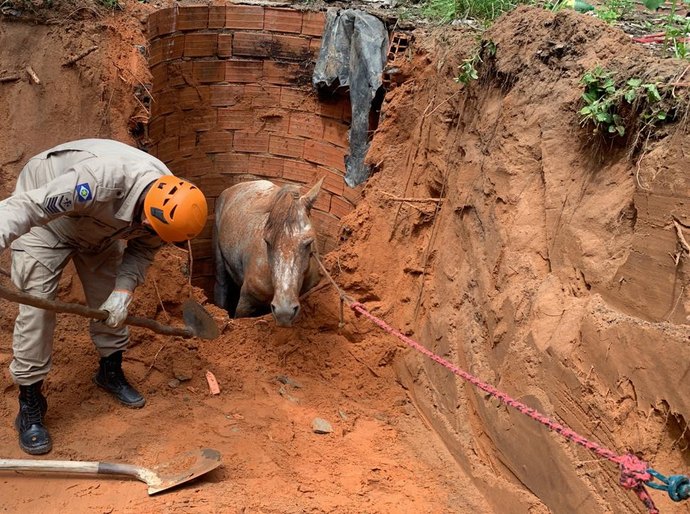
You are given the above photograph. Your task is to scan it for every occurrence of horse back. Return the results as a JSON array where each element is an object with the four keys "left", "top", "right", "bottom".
[{"left": 215, "top": 180, "right": 277, "bottom": 288}]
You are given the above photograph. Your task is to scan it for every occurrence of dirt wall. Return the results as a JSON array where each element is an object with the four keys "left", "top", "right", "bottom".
[{"left": 333, "top": 7, "right": 690, "bottom": 513}]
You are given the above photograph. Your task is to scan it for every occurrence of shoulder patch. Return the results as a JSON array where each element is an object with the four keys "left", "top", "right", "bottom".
[
  {"left": 75, "top": 183, "right": 93, "bottom": 202},
  {"left": 43, "top": 193, "right": 73, "bottom": 215}
]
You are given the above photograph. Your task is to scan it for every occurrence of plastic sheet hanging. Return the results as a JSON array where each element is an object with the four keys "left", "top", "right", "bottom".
[{"left": 312, "top": 8, "right": 389, "bottom": 188}]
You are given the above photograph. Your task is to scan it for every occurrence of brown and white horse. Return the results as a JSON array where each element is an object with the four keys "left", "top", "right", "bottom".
[{"left": 213, "top": 178, "right": 323, "bottom": 327}]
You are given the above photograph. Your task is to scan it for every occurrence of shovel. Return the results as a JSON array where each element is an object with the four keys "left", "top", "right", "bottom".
[
  {"left": 0, "top": 448, "right": 222, "bottom": 495},
  {"left": 0, "top": 282, "right": 219, "bottom": 340}
]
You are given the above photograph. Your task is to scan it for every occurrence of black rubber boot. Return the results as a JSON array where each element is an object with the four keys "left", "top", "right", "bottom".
[
  {"left": 93, "top": 351, "right": 145, "bottom": 408},
  {"left": 15, "top": 381, "right": 52, "bottom": 455}
]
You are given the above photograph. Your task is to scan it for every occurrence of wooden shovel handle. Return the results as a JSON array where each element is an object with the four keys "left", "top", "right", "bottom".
[{"left": 0, "top": 283, "right": 193, "bottom": 338}]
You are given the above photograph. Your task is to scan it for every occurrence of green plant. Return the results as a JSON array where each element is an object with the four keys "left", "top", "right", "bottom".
[
  {"left": 455, "top": 40, "right": 496, "bottom": 85},
  {"left": 594, "top": 0, "right": 633, "bottom": 23},
  {"left": 422, "top": 0, "right": 529, "bottom": 24},
  {"left": 579, "top": 66, "right": 668, "bottom": 138},
  {"left": 642, "top": 0, "right": 690, "bottom": 59}
]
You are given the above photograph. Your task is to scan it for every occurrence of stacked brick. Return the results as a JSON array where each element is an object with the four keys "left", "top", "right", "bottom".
[{"left": 146, "top": 4, "right": 362, "bottom": 291}]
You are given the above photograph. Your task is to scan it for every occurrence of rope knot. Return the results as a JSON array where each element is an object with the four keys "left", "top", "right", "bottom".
[{"left": 619, "top": 454, "right": 652, "bottom": 489}]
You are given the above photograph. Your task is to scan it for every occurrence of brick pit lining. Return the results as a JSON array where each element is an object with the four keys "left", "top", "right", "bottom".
[{"left": 146, "top": 4, "right": 363, "bottom": 293}]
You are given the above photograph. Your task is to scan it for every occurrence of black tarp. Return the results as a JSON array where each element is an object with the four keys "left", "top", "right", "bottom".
[{"left": 312, "top": 8, "right": 389, "bottom": 188}]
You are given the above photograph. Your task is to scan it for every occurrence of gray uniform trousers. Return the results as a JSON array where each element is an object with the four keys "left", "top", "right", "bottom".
[{"left": 10, "top": 233, "right": 129, "bottom": 386}]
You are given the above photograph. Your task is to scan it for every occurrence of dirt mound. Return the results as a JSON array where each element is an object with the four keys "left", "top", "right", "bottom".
[{"left": 2, "top": 2, "right": 690, "bottom": 513}]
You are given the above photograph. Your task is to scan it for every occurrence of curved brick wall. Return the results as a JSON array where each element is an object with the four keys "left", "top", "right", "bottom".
[{"left": 146, "top": 3, "right": 360, "bottom": 291}]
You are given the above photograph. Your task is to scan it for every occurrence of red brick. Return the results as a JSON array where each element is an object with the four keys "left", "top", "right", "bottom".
[
  {"left": 208, "top": 5, "right": 226, "bottom": 29},
  {"left": 157, "top": 90, "right": 178, "bottom": 116},
  {"left": 166, "top": 61, "right": 194, "bottom": 88},
  {"left": 177, "top": 5, "right": 209, "bottom": 31},
  {"left": 196, "top": 174, "right": 234, "bottom": 196},
  {"left": 280, "top": 87, "right": 316, "bottom": 110},
  {"left": 160, "top": 34, "right": 185, "bottom": 61},
  {"left": 232, "top": 32, "right": 272, "bottom": 59},
  {"left": 177, "top": 86, "right": 210, "bottom": 111},
  {"left": 282, "top": 159, "right": 318, "bottom": 184},
  {"left": 309, "top": 38, "right": 321, "bottom": 58},
  {"left": 214, "top": 152, "right": 251, "bottom": 175},
  {"left": 198, "top": 130, "right": 234, "bottom": 153},
  {"left": 263, "top": 61, "right": 301, "bottom": 85},
  {"left": 280, "top": 87, "right": 343, "bottom": 119},
  {"left": 313, "top": 190, "right": 331, "bottom": 213},
  {"left": 315, "top": 166, "right": 345, "bottom": 196},
  {"left": 253, "top": 108, "right": 289, "bottom": 133},
  {"left": 288, "top": 112, "right": 324, "bottom": 139},
  {"left": 153, "top": 8, "right": 176, "bottom": 38},
  {"left": 191, "top": 238, "right": 213, "bottom": 260},
  {"left": 150, "top": 63, "right": 167, "bottom": 92},
  {"left": 225, "top": 60, "right": 263, "bottom": 83},
  {"left": 192, "top": 258, "right": 214, "bottom": 278},
  {"left": 329, "top": 195, "right": 354, "bottom": 218},
  {"left": 178, "top": 133, "right": 197, "bottom": 157},
  {"left": 164, "top": 111, "right": 183, "bottom": 135},
  {"left": 303, "top": 140, "right": 345, "bottom": 169},
  {"left": 148, "top": 38, "right": 164, "bottom": 67},
  {"left": 217, "top": 109, "right": 254, "bottom": 130},
  {"left": 147, "top": 116, "right": 165, "bottom": 142},
  {"left": 180, "top": 154, "right": 214, "bottom": 178},
  {"left": 184, "top": 33, "right": 218, "bottom": 57},
  {"left": 269, "top": 135, "right": 304, "bottom": 159},
  {"left": 323, "top": 118, "right": 349, "bottom": 148},
  {"left": 264, "top": 8, "right": 303, "bottom": 33},
  {"left": 234, "top": 132, "right": 269, "bottom": 153},
  {"left": 147, "top": 10, "right": 160, "bottom": 39},
  {"left": 158, "top": 136, "right": 179, "bottom": 162},
  {"left": 210, "top": 85, "right": 244, "bottom": 107},
  {"left": 244, "top": 84, "right": 282, "bottom": 107},
  {"left": 248, "top": 154, "right": 284, "bottom": 178},
  {"left": 310, "top": 210, "right": 341, "bottom": 248},
  {"left": 193, "top": 61, "right": 225, "bottom": 83},
  {"left": 302, "top": 11, "right": 326, "bottom": 37},
  {"left": 226, "top": 5, "right": 264, "bottom": 30},
  {"left": 342, "top": 182, "right": 364, "bottom": 205},
  {"left": 187, "top": 110, "right": 217, "bottom": 132},
  {"left": 218, "top": 33, "right": 233, "bottom": 57},
  {"left": 272, "top": 34, "right": 311, "bottom": 60}
]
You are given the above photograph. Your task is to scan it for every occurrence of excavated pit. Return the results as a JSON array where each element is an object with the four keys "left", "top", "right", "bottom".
[
  {"left": 146, "top": 4, "right": 384, "bottom": 295},
  {"left": 2, "top": 2, "right": 690, "bottom": 513}
]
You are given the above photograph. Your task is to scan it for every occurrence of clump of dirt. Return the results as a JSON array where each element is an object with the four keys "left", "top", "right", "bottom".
[{"left": 2, "top": 2, "right": 690, "bottom": 513}]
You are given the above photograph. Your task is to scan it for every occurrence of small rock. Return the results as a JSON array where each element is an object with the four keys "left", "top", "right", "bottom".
[
  {"left": 338, "top": 409, "right": 348, "bottom": 421},
  {"left": 275, "top": 375, "right": 302, "bottom": 388},
  {"left": 312, "top": 418, "right": 333, "bottom": 434},
  {"left": 168, "top": 378, "right": 180, "bottom": 389}
]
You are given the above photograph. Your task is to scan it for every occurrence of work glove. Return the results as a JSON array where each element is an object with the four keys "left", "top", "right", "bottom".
[{"left": 99, "top": 289, "right": 133, "bottom": 328}]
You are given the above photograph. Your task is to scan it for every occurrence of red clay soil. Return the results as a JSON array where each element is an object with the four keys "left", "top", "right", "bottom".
[{"left": 2, "top": 2, "right": 690, "bottom": 514}]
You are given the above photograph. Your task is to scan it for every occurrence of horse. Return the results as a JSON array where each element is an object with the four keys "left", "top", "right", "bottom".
[{"left": 213, "top": 178, "right": 324, "bottom": 327}]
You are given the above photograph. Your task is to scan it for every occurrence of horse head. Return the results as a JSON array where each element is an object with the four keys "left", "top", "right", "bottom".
[{"left": 264, "top": 177, "right": 323, "bottom": 327}]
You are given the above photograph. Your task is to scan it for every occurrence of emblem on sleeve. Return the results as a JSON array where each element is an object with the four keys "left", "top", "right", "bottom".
[
  {"left": 43, "top": 193, "right": 73, "bottom": 214},
  {"left": 75, "top": 183, "right": 93, "bottom": 202}
]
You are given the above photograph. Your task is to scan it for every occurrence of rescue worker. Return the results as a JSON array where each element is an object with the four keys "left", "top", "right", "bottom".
[{"left": 0, "top": 138, "right": 208, "bottom": 455}]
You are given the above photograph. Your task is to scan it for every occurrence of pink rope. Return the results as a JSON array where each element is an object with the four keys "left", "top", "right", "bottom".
[{"left": 349, "top": 301, "right": 659, "bottom": 513}]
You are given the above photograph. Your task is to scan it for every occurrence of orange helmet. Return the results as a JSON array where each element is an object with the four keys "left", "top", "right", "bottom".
[{"left": 143, "top": 176, "right": 208, "bottom": 242}]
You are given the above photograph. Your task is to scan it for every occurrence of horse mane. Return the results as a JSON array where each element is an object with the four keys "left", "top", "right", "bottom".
[{"left": 265, "top": 184, "right": 304, "bottom": 243}]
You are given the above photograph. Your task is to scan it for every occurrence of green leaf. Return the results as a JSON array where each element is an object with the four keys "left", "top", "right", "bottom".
[
  {"left": 624, "top": 90, "right": 637, "bottom": 103},
  {"left": 616, "top": 125, "right": 626, "bottom": 136},
  {"left": 644, "top": 0, "right": 665, "bottom": 9},
  {"left": 657, "top": 110, "right": 667, "bottom": 120},
  {"left": 627, "top": 78, "right": 642, "bottom": 88}
]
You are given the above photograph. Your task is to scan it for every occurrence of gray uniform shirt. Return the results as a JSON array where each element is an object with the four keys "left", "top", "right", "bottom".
[{"left": 0, "top": 139, "right": 172, "bottom": 291}]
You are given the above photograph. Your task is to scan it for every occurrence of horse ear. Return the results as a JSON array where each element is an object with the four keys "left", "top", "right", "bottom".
[{"left": 300, "top": 177, "right": 324, "bottom": 210}]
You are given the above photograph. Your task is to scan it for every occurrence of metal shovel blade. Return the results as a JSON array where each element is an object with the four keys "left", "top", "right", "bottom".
[
  {"left": 183, "top": 299, "right": 220, "bottom": 340},
  {"left": 0, "top": 448, "right": 222, "bottom": 496},
  {"left": 144, "top": 448, "right": 222, "bottom": 495}
]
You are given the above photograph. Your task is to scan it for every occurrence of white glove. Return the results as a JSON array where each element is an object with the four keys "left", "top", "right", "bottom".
[{"left": 99, "top": 290, "right": 133, "bottom": 328}]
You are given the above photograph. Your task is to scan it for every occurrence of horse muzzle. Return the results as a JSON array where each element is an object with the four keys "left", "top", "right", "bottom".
[{"left": 270, "top": 301, "right": 300, "bottom": 327}]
